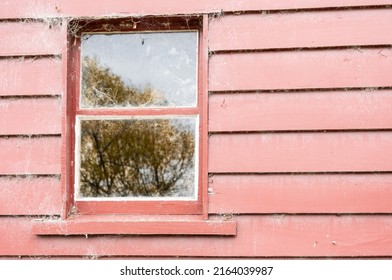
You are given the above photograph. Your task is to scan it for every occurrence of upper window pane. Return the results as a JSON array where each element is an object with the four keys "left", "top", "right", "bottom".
[{"left": 80, "top": 31, "right": 198, "bottom": 108}]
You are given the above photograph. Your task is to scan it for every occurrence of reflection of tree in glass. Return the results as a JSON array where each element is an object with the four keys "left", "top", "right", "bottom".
[
  {"left": 79, "top": 58, "right": 195, "bottom": 198},
  {"left": 82, "top": 56, "right": 168, "bottom": 108}
]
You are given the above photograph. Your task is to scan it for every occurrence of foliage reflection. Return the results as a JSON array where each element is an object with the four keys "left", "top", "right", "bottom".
[{"left": 79, "top": 118, "right": 196, "bottom": 198}]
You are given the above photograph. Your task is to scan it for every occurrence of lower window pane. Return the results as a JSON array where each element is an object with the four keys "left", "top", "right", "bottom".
[{"left": 76, "top": 117, "right": 197, "bottom": 199}]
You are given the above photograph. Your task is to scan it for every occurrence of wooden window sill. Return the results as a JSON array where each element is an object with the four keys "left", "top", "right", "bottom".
[{"left": 32, "top": 215, "right": 237, "bottom": 236}]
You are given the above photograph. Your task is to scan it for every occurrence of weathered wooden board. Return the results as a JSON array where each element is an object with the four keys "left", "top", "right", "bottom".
[
  {"left": 0, "top": 97, "right": 62, "bottom": 135},
  {"left": 209, "top": 174, "right": 392, "bottom": 214},
  {"left": 32, "top": 218, "right": 236, "bottom": 236},
  {"left": 0, "top": 21, "right": 63, "bottom": 56},
  {"left": 0, "top": 177, "right": 61, "bottom": 215},
  {"left": 3, "top": 215, "right": 392, "bottom": 256},
  {"left": 2, "top": 0, "right": 392, "bottom": 19},
  {"left": 0, "top": 58, "right": 62, "bottom": 96},
  {"left": 5, "top": 174, "right": 390, "bottom": 216},
  {"left": 209, "top": 132, "right": 392, "bottom": 173},
  {"left": 209, "top": 9, "right": 392, "bottom": 51},
  {"left": 209, "top": 90, "right": 392, "bottom": 132},
  {"left": 209, "top": 48, "right": 392, "bottom": 91},
  {"left": 0, "top": 137, "right": 61, "bottom": 175},
  {"left": 7, "top": 174, "right": 392, "bottom": 216}
]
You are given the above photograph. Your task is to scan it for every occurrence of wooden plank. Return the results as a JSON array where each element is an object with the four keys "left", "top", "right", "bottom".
[
  {"left": 0, "top": 58, "right": 62, "bottom": 96},
  {"left": 3, "top": 215, "right": 392, "bottom": 256},
  {"left": 209, "top": 90, "right": 392, "bottom": 132},
  {"left": 0, "top": 177, "right": 61, "bottom": 215},
  {"left": 75, "top": 200, "right": 202, "bottom": 215},
  {"left": 0, "top": 137, "right": 61, "bottom": 175},
  {"left": 32, "top": 218, "right": 236, "bottom": 236},
  {"left": 209, "top": 48, "right": 392, "bottom": 91},
  {"left": 0, "top": 21, "right": 63, "bottom": 56},
  {"left": 209, "top": 174, "right": 392, "bottom": 214},
  {"left": 60, "top": 21, "right": 73, "bottom": 219},
  {"left": 0, "top": 97, "right": 62, "bottom": 135},
  {"left": 209, "top": 9, "right": 392, "bottom": 51},
  {"left": 2, "top": 0, "right": 392, "bottom": 19},
  {"left": 209, "top": 132, "right": 392, "bottom": 173},
  {"left": 10, "top": 171, "right": 391, "bottom": 216},
  {"left": 201, "top": 15, "right": 209, "bottom": 218}
]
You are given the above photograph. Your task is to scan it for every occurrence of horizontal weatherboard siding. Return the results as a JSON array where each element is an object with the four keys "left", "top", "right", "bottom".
[
  {"left": 209, "top": 132, "right": 392, "bottom": 173},
  {"left": 2, "top": 215, "right": 392, "bottom": 256},
  {"left": 1, "top": 0, "right": 392, "bottom": 259},
  {"left": 209, "top": 48, "right": 392, "bottom": 91},
  {"left": 0, "top": 21, "right": 63, "bottom": 56},
  {"left": 209, "top": 90, "right": 392, "bottom": 132},
  {"left": 0, "top": 57, "right": 62, "bottom": 96},
  {"left": 209, "top": 9, "right": 392, "bottom": 51},
  {"left": 4, "top": 174, "right": 392, "bottom": 215},
  {"left": 208, "top": 174, "right": 392, "bottom": 214},
  {"left": 0, "top": 177, "right": 61, "bottom": 215},
  {"left": 0, "top": 97, "right": 62, "bottom": 135},
  {"left": 2, "top": 0, "right": 392, "bottom": 19},
  {"left": 0, "top": 137, "right": 61, "bottom": 175}
]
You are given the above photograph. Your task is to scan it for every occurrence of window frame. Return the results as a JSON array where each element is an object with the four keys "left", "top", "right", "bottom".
[{"left": 63, "top": 16, "right": 209, "bottom": 217}]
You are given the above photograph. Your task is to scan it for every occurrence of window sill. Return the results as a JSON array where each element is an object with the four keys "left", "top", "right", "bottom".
[{"left": 32, "top": 215, "right": 237, "bottom": 236}]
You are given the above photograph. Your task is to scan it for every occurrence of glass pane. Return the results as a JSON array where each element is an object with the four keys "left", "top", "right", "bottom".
[
  {"left": 80, "top": 31, "right": 198, "bottom": 108},
  {"left": 77, "top": 117, "right": 197, "bottom": 199}
]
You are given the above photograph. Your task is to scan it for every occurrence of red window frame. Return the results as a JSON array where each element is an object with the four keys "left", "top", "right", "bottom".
[{"left": 62, "top": 16, "right": 208, "bottom": 217}]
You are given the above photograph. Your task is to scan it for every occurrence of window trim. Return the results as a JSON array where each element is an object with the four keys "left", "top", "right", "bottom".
[{"left": 63, "top": 16, "right": 209, "bottom": 218}]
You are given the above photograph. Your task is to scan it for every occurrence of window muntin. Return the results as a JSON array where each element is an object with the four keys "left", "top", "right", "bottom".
[{"left": 74, "top": 30, "right": 201, "bottom": 205}]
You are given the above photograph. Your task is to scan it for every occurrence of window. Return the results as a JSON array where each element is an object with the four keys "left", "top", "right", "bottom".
[
  {"left": 68, "top": 17, "right": 207, "bottom": 216},
  {"left": 33, "top": 16, "right": 236, "bottom": 236}
]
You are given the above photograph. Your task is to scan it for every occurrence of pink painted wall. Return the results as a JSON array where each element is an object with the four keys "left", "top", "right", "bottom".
[{"left": 1, "top": 1, "right": 392, "bottom": 257}]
